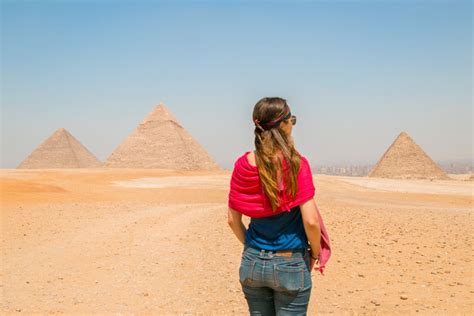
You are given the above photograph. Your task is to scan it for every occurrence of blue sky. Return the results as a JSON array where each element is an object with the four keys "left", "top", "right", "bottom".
[{"left": 1, "top": 0, "right": 472, "bottom": 169}]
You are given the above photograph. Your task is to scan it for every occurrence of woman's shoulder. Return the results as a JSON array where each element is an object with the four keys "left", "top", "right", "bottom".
[
  {"left": 295, "top": 152, "right": 313, "bottom": 174},
  {"left": 246, "top": 150, "right": 257, "bottom": 167},
  {"left": 232, "top": 150, "right": 257, "bottom": 169},
  {"left": 295, "top": 150, "right": 310, "bottom": 163}
]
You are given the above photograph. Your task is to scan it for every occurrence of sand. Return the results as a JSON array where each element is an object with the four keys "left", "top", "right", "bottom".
[
  {"left": 336, "top": 176, "right": 472, "bottom": 196},
  {"left": 1, "top": 169, "right": 472, "bottom": 315}
]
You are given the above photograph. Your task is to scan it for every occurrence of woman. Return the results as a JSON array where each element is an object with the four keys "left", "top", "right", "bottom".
[{"left": 227, "top": 97, "right": 331, "bottom": 315}]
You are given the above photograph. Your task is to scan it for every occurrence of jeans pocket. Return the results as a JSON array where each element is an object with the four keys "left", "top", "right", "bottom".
[
  {"left": 274, "top": 260, "right": 305, "bottom": 292},
  {"left": 239, "top": 259, "right": 256, "bottom": 286}
]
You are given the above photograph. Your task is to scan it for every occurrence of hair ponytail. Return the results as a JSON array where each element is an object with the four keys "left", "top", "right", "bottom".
[{"left": 252, "top": 97, "right": 301, "bottom": 211}]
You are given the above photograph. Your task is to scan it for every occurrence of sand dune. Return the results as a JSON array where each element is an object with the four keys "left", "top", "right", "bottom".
[{"left": 1, "top": 170, "right": 472, "bottom": 314}]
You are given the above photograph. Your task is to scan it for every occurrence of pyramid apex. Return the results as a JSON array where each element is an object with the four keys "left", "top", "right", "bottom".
[
  {"left": 155, "top": 102, "right": 171, "bottom": 112},
  {"left": 54, "top": 127, "right": 70, "bottom": 134},
  {"left": 142, "top": 102, "right": 178, "bottom": 124},
  {"left": 393, "top": 131, "right": 413, "bottom": 144},
  {"left": 398, "top": 131, "right": 409, "bottom": 137}
]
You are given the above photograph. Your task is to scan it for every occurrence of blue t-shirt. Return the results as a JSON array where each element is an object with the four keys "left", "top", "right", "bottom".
[{"left": 245, "top": 205, "right": 308, "bottom": 250}]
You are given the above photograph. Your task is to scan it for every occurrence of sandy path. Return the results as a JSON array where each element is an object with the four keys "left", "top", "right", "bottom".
[{"left": 1, "top": 170, "right": 472, "bottom": 314}]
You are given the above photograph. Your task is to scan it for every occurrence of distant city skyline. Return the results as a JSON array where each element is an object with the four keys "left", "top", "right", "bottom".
[{"left": 1, "top": 0, "right": 472, "bottom": 169}]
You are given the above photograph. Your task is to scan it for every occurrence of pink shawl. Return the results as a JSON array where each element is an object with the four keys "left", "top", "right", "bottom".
[{"left": 228, "top": 151, "right": 332, "bottom": 275}]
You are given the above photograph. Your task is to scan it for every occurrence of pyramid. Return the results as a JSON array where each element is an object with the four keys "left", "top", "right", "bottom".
[
  {"left": 104, "top": 102, "right": 220, "bottom": 170},
  {"left": 368, "top": 131, "right": 449, "bottom": 180},
  {"left": 17, "top": 128, "right": 103, "bottom": 169}
]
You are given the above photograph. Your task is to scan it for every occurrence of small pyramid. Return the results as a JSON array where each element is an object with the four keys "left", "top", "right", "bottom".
[
  {"left": 17, "top": 128, "right": 102, "bottom": 169},
  {"left": 368, "top": 131, "right": 449, "bottom": 180},
  {"left": 104, "top": 102, "right": 220, "bottom": 170}
]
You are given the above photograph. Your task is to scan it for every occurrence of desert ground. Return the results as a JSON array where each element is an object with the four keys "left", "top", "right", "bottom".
[{"left": 1, "top": 168, "right": 472, "bottom": 315}]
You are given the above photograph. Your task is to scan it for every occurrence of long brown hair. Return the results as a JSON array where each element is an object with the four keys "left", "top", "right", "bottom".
[{"left": 253, "top": 97, "right": 301, "bottom": 211}]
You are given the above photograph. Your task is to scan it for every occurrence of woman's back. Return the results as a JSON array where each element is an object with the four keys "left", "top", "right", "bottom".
[{"left": 246, "top": 205, "right": 308, "bottom": 251}]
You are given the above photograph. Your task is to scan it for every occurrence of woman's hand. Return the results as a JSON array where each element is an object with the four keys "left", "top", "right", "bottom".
[
  {"left": 309, "top": 247, "right": 321, "bottom": 272},
  {"left": 310, "top": 256, "right": 321, "bottom": 272}
]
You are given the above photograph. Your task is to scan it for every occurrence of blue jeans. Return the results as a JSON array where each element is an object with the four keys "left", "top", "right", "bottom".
[{"left": 239, "top": 246, "right": 312, "bottom": 315}]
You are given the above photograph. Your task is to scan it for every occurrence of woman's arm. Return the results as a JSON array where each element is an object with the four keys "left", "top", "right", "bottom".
[
  {"left": 300, "top": 198, "right": 321, "bottom": 259},
  {"left": 227, "top": 208, "right": 247, "bottom": 244}
]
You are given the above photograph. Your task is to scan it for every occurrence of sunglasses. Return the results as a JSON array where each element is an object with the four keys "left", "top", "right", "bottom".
[
  {"left": 282, "top": 111, "right": 297, "bottom": 126},
  {"left": 290, "top": 115, "right": 297, "bottom": 125},
  {"left": 261, "top": 111, "right": 297, "bottom": 130}
]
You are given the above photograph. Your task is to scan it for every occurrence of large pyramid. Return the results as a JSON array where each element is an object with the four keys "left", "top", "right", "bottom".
[
  {"left": 368, "top": 131, "right": 449, "bottom": 180},
  {"left": 104, "top": 102, "right": 220, "bottom": 170},
  {"left": 17, "top": 128, "right": 103, "bottom": 169}
]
